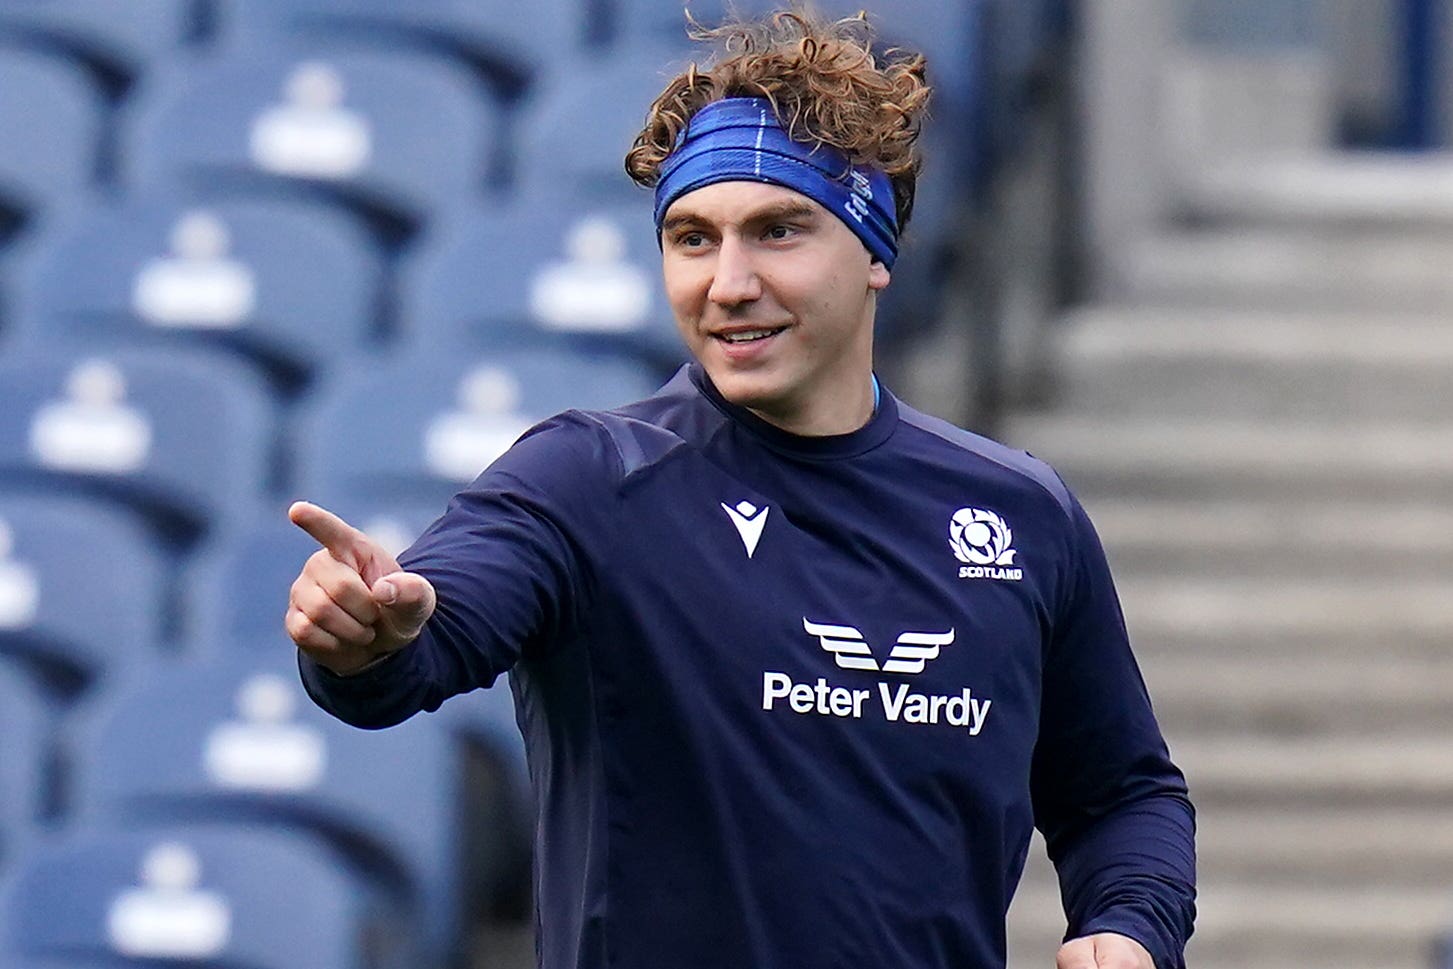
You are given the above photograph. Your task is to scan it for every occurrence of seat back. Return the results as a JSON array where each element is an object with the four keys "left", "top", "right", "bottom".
[
  {"left": 0, "top": 663, "right": 48, "bottom": 859},
  {"left": 0, "top": 46, "right": 104, "bottom": 215},
  {"left": 217, "top": 0, "right": 592, "bottom": 90},
  {"left": 120, "top": 44, "right": 499, "bottom": 226},
  {"left": 12, "top": 193, "right": 383, "bottom": 387},
  {"left": 0, "top": 0, "right": 191, "bottom": 80},
  {"left": 0, "top": 347, "right": 275, "bottom": 544},
  {"left": 294, "top": 347, "right": 661, "bottom": 509},
  {"left": 67, "top": 651, "right": 519, "bottom": 963},
  {"left": 399, "top": 192, "right": 683, "bottom": 369},
  {"left": 0, "top": 822, "right": 409, "bottom": 969},
  {"left": 0, "top": 494, "right": 165, "bottom": 692}
]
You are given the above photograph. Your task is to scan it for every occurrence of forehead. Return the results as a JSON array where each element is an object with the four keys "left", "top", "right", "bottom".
[{"left": 661, "top": 180, "right": 828, "bottom": 225}]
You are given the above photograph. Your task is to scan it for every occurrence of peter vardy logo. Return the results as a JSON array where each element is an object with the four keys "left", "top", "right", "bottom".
[
  {"left": 761, "top": 618, "right": 993, "bottom": 736},
  {"left": 803, "top": 619, "right": 953, "bottom": 675},
  {"left": 949, "top": 507, "right": 1023, "bottom": 581}
]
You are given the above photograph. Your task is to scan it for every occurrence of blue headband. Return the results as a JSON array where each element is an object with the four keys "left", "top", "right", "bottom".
[{"left": 653, "top": 97, "right": 899, "bottom": 268}]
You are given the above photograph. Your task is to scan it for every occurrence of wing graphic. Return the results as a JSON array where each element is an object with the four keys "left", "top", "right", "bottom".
[
  {"left": 882, "top": 628, "right": 955, "bottom": 674},
  {"left": 802, "top": 618, "right": 878, "bottom": 671}
]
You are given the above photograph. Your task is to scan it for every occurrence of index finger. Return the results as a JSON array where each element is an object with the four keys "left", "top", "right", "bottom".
[{"left": 289, "top": 501, "right": 364, "bottom": 566}]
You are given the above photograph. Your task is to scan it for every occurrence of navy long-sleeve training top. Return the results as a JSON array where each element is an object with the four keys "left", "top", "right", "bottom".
[{"left": 300, "top": 364, "right": 1196, "bottom": 969}]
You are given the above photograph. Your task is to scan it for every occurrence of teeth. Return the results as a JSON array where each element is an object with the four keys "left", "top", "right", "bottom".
[{"left": 721, "top": 329, "right": 779, "bottom": 343}]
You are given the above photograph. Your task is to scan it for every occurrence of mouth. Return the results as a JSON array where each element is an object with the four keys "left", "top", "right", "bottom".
[{"left": 712, "top": 326, "right": 788, "bottom": 345}]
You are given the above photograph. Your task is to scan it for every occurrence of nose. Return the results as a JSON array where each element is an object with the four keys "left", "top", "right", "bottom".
[{"left": 706, "top": 233, "right": 761, "bottom": 307}]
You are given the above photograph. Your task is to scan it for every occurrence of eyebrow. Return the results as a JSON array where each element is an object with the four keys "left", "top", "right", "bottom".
[{"left": 661, "top": 199, "right": 821, "bottom": 235}]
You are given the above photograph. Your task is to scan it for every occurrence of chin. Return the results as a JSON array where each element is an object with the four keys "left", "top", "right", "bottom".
[{"left": 705, "top": 365, "right": 781, "bottom": 408}]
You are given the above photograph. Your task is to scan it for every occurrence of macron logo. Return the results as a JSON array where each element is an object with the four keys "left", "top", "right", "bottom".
[{"left": 722, "top": 500, "right": 770, "bottom": 558}]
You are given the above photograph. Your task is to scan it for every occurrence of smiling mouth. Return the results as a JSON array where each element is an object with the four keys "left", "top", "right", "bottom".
[{"left": 715, "top": 326, "right": 787, "bottom": 344}]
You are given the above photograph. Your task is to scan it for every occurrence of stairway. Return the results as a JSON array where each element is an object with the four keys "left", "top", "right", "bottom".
[{"left": 1000, "top": 171, "right": 1453, "bottom": 969}]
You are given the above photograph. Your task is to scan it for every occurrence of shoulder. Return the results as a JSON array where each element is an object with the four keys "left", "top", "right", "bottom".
[
  {"left": 893, "top": 399, "right": 1076, "bottom": 523},
  {"left": 488, "top": 366, "right": 725, "bottom": 493}
]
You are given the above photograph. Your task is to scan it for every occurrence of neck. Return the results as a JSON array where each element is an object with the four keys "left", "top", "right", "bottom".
[{"left": 746, "top": 373, "right": 878, "bottom": 437}]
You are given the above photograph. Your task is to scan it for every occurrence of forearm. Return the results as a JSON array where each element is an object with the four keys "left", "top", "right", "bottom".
[{"left": 1049, "top": 791, "right": 1197, "bottom": 969}]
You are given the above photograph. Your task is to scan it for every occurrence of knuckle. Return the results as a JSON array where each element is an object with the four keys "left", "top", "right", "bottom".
[
  {"left": 285, "top": 609, "right": 313, "bottom": 643},
  {"left": 320, "top": 570, "right": 363, "bottom": 604}
]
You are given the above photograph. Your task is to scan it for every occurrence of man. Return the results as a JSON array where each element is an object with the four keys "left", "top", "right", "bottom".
[{"left": 286, "top": 9, "right": 1196, "bottom": 969}]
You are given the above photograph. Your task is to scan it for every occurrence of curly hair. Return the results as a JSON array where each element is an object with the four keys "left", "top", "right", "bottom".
[{"left": 624, "top": 4, "right": 931, "bottom": 231}]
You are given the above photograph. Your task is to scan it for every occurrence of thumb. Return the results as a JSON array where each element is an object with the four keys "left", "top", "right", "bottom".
[{"left": 371, "top": 570, "right": 436, "bottom": 635}]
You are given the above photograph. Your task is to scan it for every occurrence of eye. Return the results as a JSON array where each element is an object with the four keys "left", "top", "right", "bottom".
[
  {"left": 669, "top": 229, "right": 706, "bottom": 249},
  {"left": 764, "top": 224, "right": 794, "bottom": 240}
]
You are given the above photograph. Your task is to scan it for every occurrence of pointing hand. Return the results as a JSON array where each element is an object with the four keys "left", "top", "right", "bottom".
[{"left": 285, "top": 501, "right": 437, "bottom": 675}]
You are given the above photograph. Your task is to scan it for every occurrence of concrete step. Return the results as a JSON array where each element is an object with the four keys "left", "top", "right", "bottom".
[
  {"left": 1048, "top": 305, "right": 1453, "bottom": 422},
  {"left": 1082, "top": 496, "right": 1453, "bottom": 580},
  {"left": 1005, "top": 414, "right": 1453, "bottom": 502},
  {"left": 1184, "top": 152, "right": 1453, "bottom": 227},
  {"left": 1168, "top": 734, "right": 1453, "bottom": 808},
  {"left": 1115, "top": 227, "right": 1453, "bottom": 312},
  {"left": 1196, "top": 806, "right": 1453, "bottom": 887},
  {"left": 1142, "top": 651, "right": 1453, "bottom": 735},
  {"left": 1008, "top": 870, "right": 1453, "bottom": 969},
  {"left": 1113, "top": 575, "right": 1453, "bottom": 643}
]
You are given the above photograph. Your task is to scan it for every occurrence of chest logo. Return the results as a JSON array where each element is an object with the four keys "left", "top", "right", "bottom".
[
  {"left": 950, "top": 507, "right": 1023, "bottom": 581},
  {"left": 721, "top": 500, "right": 770, "bottom": 558},
  {"left": 762, "top": 618, "right": 990, "bottom": 735},
  {"left": 803, "top": 618, "right": 954, "bottom": 675}
]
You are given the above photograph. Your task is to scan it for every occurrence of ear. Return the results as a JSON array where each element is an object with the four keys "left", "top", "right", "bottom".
[{"left": 868, "top": 260, "right": 891, "bottom": 292}]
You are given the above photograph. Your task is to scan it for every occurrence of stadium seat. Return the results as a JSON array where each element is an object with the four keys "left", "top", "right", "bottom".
[
  {"left": 67, "top": 652, "right": 530, "bottom": 964},
  {"left": 0, "top": 663, "right": 48, "bottom": 860},
  {"left": 119, "top": 43, "right": 499, "bottom": 231},
  {"left": 293, "top": 346, "right": 663, "bottom": 510},
  {"left": 0, "top": 822, "right": 414, "bottom": 969},
  {"left": 183, "top": 501, "right": 441, "bottom": 648},
  {"left": 0, "top": 494, "right": 165, "bottom": 695},
  {"left": 0, "top": 46, "right": 105, "bottom": 218},
  {"left": 9, "top": 192, "right": 384, "bottom": 390},
  {"left": 0, "top": 346, "right": 275, "bottom": 546},
  {"left": 215, "top": 0, "right": 593, "bottom": 94},
  {"left": 0, "top": 0, "right": 192, "bottom": 83},
  {"left": 512, "top": 41, "right": 696, "bottom": 202},
  {"left": 398, "top": 190, "right": 685, "bottom": 371}
]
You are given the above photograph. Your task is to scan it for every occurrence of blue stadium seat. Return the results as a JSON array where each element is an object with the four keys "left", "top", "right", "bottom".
[
  {"left": 293, "top": 346, "right": 662, "bottom": 510},
  {"left": 216, "top": 0, "right": 593, "bottom": 93},
  {"left": 67, "top": 652, "right": 529, "bottom": 965},
  {"left": 0, "top": 957, "right": 126, "bottom": 969},
  {"left": 513, "top": 42, "right": 696, "bottom": 202},
  {"left": 398, "top": 191, "right": 685, "bottom": 370},
  {"left": 0, "top": 346, "right": 275, "bottom": 546},
  {"left": 0, "top": 0, "right": 192, "bottom": 82},
  {"left": 0, "top": 663, "right": 48, "bottom": 860},
  {"left": 0, "top": 494, "right": 165, "bottom": 695},
  {"left": 120, "top": 43, "right": 499, "bottom": 229},
  {"left": 10, "top": 192, "right": 384, "bottom": 389},
  {"left": 184, "top": 501, "right": 442, "bottom": 648},
  {"left": 0, "top": 46, "right": 105, "bottom": 217},
  {"left": 0, "top": 822, "right": 414, "bottom": 969}
]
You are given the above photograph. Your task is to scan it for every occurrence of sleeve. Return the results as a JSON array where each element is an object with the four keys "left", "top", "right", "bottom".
[
  {"left": 1030, "top": 490, "right": 1197, "bottom": 969},
  {"left": 299, "top": 411, "right": 621, "bottom": 730}
]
